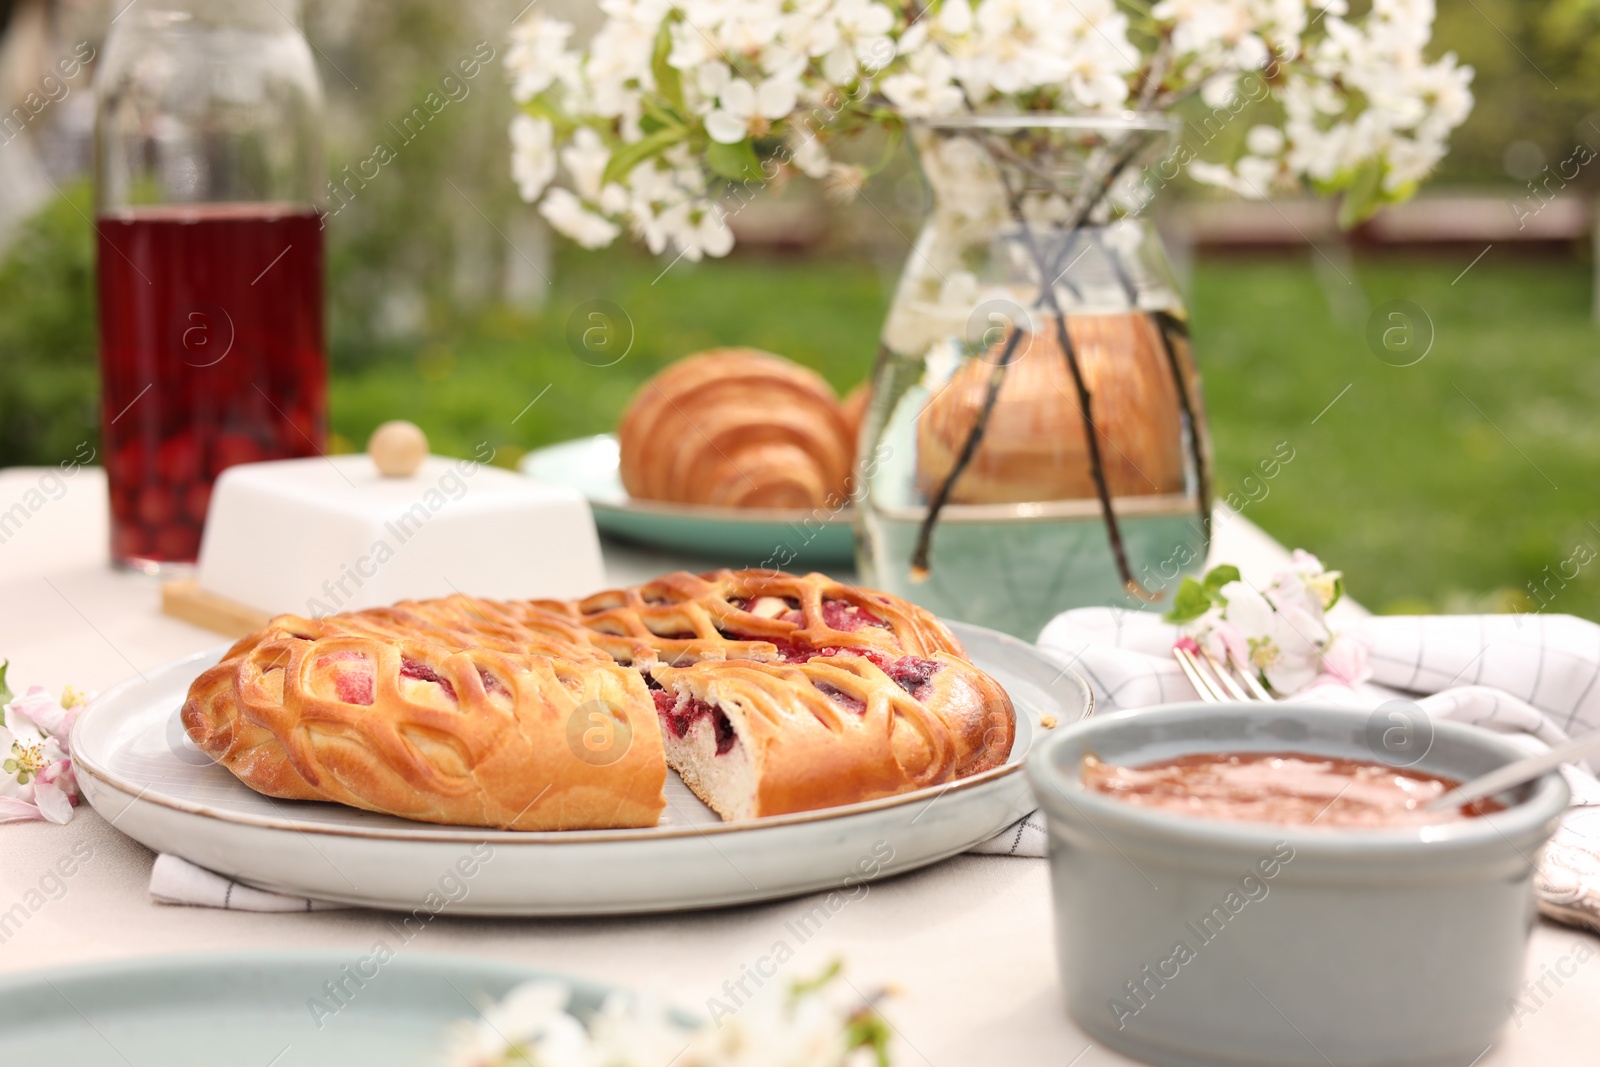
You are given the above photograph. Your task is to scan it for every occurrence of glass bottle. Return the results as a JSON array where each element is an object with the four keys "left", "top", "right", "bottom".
[{"left": 94, "top": 0, "right": 326, "bottom": 573}]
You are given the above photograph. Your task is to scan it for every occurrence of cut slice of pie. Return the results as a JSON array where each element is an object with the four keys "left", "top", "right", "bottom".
[{"left": 545, "top": 569, "right": 1016, "bottom": 820}]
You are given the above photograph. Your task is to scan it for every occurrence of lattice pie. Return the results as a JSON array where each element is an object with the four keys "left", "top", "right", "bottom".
[{"left": 182, "top": 570, "right": 1016, "bottom": 829}]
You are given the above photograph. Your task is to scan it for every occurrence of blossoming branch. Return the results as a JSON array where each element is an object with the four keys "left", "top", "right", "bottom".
[{"left": 504, "top": 0, "right": 1472, "bottom": 258}]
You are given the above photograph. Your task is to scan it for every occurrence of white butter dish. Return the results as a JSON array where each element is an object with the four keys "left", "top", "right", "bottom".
[{"left": 196, "top": 452, "right": 604, "bottom": 619}]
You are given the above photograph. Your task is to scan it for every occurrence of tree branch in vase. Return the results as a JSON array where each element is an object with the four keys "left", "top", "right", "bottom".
[{"left": 909, "top": 324, "right": 1027, "bottom": 579}]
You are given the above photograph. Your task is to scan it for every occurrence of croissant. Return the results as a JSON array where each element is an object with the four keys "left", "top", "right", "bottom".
[
  {"left": 618, "top": 349, "right": 854, "bottom": 510},
  {"left": 840, "top": 380, "right": 871, "bottom": 453},
  {"left": 183, "top": 571, "right": 1016, "bottom": 829},
  {"left": 916, "top": 313, "right": 1188, "bottom": 504}
]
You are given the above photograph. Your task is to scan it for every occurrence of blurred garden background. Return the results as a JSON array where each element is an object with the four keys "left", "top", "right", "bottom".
[{"left": 1, "top": 0, "right": 1598, "bottom": 618}]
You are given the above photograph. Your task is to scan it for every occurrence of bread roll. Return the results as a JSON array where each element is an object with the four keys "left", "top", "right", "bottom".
[
  {"left": 916, "top": 313, "right": 1186, "bottom": 504},
  {"left": 617, "top": 349, "right": 854, "bottom": 509}
]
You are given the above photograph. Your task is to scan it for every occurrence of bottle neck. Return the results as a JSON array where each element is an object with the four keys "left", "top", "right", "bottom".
[{"left": 95, "top": 0, "right": 323, "bottom": 212}]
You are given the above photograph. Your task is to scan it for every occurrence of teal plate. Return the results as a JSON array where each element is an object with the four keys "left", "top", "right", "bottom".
[
  {"left": 520, "top": 435, "right": 855, "bottom": 567},
  {"left": 0, "top": 952, "right": 649, "bottom": 1066}
]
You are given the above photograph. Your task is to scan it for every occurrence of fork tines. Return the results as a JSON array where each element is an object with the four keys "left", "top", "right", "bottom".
[{"left": 1173, "top": 638, "right": 1273, "bottom": 703}]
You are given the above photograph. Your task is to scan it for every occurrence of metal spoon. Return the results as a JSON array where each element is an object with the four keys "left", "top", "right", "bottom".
[{"left": 1428, "top": 732, "right": 1600, "bottom": 811}]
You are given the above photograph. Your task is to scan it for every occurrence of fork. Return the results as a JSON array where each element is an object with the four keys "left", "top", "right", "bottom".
[{"left": 1172, "top": 637, "right": 1274, "bottom": 703}]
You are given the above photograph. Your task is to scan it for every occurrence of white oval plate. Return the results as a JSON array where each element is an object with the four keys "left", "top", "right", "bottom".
[{"left": 73, "top": 622, "right": 1090, "bottom": 915}]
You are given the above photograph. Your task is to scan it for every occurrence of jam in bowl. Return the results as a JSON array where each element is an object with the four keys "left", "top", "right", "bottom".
[
  {"left": 1025, "top": 703, "right": 1568, "bottom": 1067},
  {"left": 1080, "top": 750, "right": 1502, "bottom": 828}
]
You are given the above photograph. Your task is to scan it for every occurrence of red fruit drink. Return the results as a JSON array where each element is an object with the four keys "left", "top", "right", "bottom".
[{"left": 96, "top": 204, "right": 325, "bottom": 571}]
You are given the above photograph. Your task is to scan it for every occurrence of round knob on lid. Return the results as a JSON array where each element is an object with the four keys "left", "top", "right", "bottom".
[{"left": 367, "top": 420, "right": 428, "bottom": 477}]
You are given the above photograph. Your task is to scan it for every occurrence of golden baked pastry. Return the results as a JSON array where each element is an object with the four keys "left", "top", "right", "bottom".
[
  {"left": 840, "top": 380, "right": 871, "bottom": 452},
  {"left": 184, "top": 572, "right": 1016, "bottom": 829},
  {"left": 538, "top": 569, "right": 1015, "bottom": 820},
  {"left": 181, "top": 595, "right": 667, "bottom": 830},
  {"left": 617, "top": 349, "right": 854, "bottom": 510},
  {"left": 917, "top": 314, "right": 1186, "bottom": 504}
]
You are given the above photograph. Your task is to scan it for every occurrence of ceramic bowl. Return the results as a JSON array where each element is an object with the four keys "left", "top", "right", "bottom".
[{"left": 1025, "top": 703, "right": 1569, "bottom": 1067}]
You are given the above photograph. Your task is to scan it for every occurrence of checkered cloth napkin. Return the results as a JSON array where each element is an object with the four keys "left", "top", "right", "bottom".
[{"left": 968, "top": 609, "right": 1600, "bottom": 936}]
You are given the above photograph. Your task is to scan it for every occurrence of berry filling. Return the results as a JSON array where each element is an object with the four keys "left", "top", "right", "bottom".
[
  {"left": 767, "top": 643, "right": 942, "bottom": 698},
  {"left": 813, "top": 681, "right": 866, "bottom": 714},
  {"left": 758, "top": 643, "right": 940, "bottom": 700},
  {"left": 654, "top": 691, "right": 739, "bottom": 755},
  {"left": 779, "top": 598, "right": 890, "bottom": 633},
  {"left": 333, "top": 673, "right": 374, "bottom": 706},
  {"left": 315, "top": 650, "right": 373, "bottom": 706},
  {"left": 400, "top": 657, "right": 457, "bottom": 701},
  {"left": 884, "top": 656, "right": 940, "bottom": 699},
  {"left": 767, "top": 639, "right": 848, "bottom": 663},
  {"left": 731, "top": 595, "right": 800, "bottom": 619},
  {"left": 476, "top": 667, "right": 507, "bottom": 696}
]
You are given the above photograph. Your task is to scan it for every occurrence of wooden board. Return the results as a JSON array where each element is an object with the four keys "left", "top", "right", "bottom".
[{"left": 160, "top": 580, "right": 270, "bottom": 639}]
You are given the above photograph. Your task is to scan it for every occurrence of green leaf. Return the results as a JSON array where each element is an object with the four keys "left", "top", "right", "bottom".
[
  {"left": 1202, "top": 564, "right": 1241, "bottom": 596},
  {"left": 639, "top": 96, "right": 688, "bottom": 136},
  {"left": 0, "top": 659, "right": 10, "bottom": 706},
  {"left": 1336, "top": 158, "right": 1385, "bottom": 229},
  {"left": 602, "top": 126, "right": 687, "bottom": 187},
  {"left": 650, "top": 18, "right": 686, "bottom": 114},
  {"left": 706, "top": 138, "right": 761, "bottom": 181},
  {"left": 1164, "top": 577, "right": 1215, "bottom": 623},
  {"left": 846, "top": 1013, "right": 893, "bottom": 1067},
  {"left": 790, "top": 959, "right": 843, "bottom": 998},
  {"left": 1325, "top": 573, "right": 1345, "bottom": 611}
]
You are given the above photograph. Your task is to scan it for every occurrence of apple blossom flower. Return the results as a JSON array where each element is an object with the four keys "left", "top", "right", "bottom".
[
  {"left": 705, "top": 73, "right": 802, "bottom": 145},
  {"left": 658, "top": 199, "right": 734, "bottom": 260},
  {"left": 560, "top": 127, "right": 614, "bottom": 206},
  {"left": 506, "top": 0, "right": 1471, "bottom": 259},
  {"left": 510, "top": 115, "right": 557, "bottom": 203},
  {"left": 0, "top": 675, "right": 86, "bottom": 824},
  {"left": 539, "top": 188, "right": 622, "bottom": 249},
  {"left": 444, "top": 964, "right": 888, "bottom": 1067},
  {"left": 1173, "top": 553, "right": 1367, "bottom": 697},
  {"left": 505, "top": 16, "right": 575, "bottom": 102}
]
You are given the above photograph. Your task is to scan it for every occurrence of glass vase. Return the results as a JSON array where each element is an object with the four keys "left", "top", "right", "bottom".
[{"left": 856, "top": 115, "right": 1212, "bottom": 640}]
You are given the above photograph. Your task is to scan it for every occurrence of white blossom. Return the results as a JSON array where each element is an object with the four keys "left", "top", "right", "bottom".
[
  {"left": 505, "top": 17, "right": 575, "bottom": 103},
  {"left": 0, "top": 683, "right": 85, "bottom": 825},
  {"left": 506, "top": 0, "right": 1472, "bottom": 258},
  {"left": 443, "top": 969, "right": 883, "bottom": 1067},
  {"left": 705, "top": 73, "right": 802, "bottom": 145},
  {"left": 561, "top": 126, "right": 612, "bottom": 203},
  {"left": 659, "top": 199, "right": 735, "bottom": 260},
  {"left": 1182, "top": 550, "right": 1368, "bottom": 696},
  {"left": 539, "top": 187, "right": 621, "bottom": 249},
  {"left": 881, "top": 49, "right": 963, "bottom": 119},
  {"left": 509, "top": 115, "right": 557, "bottom": 202}
]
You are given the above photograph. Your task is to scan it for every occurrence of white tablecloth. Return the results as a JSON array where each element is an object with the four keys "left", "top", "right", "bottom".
[{"left": 2, "top": 467, "right": 1597, "bottom": 1064}]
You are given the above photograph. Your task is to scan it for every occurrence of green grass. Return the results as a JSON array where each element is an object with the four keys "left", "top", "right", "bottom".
[
  {"left": 1190, "top": 255, "right": 1600, "bottom": 618},
  {"left": 331, "top": 247, "right": 1600, "bottom": 621},
  {"left": 329, "top": 246, "right": 888, "bottom": 463}
]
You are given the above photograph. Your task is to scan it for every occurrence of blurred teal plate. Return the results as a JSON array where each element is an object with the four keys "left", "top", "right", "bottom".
[
  {"left": 520, "top": 434, "right": 855, "bottom": 566},
  {"left": 0, "top": 952, "right": 644, "bottom": 1066}
]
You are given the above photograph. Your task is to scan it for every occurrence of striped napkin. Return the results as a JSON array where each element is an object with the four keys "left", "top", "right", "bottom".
[
  {"left": 150, "top": 853, "right": 349, "bottom": 911},
  {"left": 969, "top": 608, "right": 1600, "bottom": 935}
]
